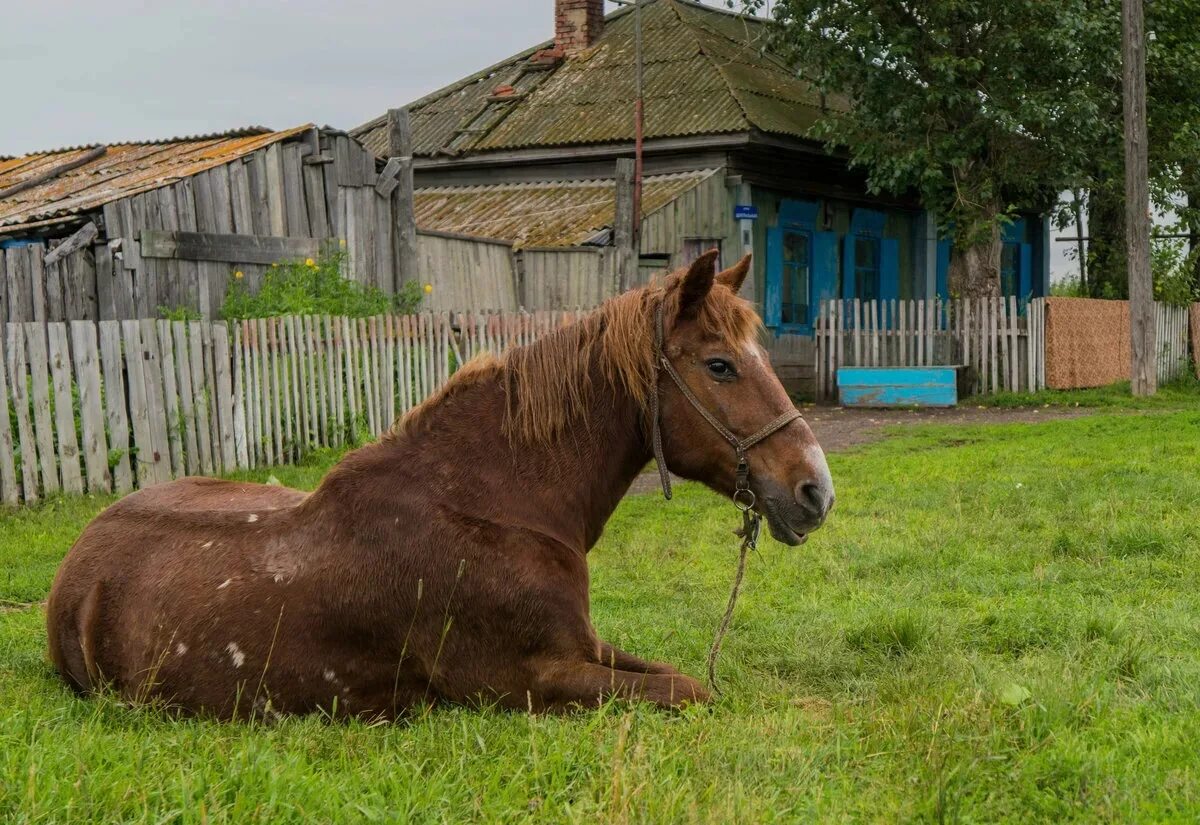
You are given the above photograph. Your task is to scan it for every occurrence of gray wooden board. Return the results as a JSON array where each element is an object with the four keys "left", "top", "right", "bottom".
[
  {"left": 246, "top": 152, "right": 271, "bottom": 236},
  {"left": 229, "top": 159, "right": 255, "bottom": 234},
  {"left": 120, "top": 321, "right": 153, "bottom": 488},
  {"left": 0, "top": 326, "right": 17, "bottom": 503},
  {"left": 24, "top": 324, "right": 60, "bottom": 494},
  {"left": 7, "top": 325, "right": 39, "bottom": 501},
  {"left": 231, "top": 323, "right": 249, "bottom": 468},
  {"left": 141, "top": 230, "right": 326, "bottom": 265},
  {"left": 282, "top": 143, "right": 310, "bottom": 238},
  {"left": 156, "top": 320, "right": 184, "bottom": 476},
  {"left": 187, "top": 321, "right": 214, "bottom": 476},
  {"left": 201, "top": 323, "right": 222, "bottom": 473},
  {"left": 173, "top": 178, "right": 204, "bottom": 316},
  {"left": 212, "top": 322, "right": 236, "bottom": 470},
  {"left": 47, "top": 323, "right": 83, "bottom": 494},
  {"left": 303, "top": 162, "right": 329, "bottom": 240},
  {"left": 264, "top": 142, "right": 287, "bottom": 236},
  {"left": 139, "top": 318, "right": 173, "bottom": 484},
  {"left": 172, "top": 322, "right": 200, "bottom": 475},
  {"left": 98, "top": 321, "right": 133, "bottom": 492}
]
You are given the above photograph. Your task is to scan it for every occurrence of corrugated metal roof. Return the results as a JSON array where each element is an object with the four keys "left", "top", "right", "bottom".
[
  {"left": 353, "top": 0, "right": 823, "bottom": 158},
  {"left": 415, "top": 169, "right": 718, "bottom": 248},
  {"left": 0, "top": 125, "right": 312, "bottom": 233}
]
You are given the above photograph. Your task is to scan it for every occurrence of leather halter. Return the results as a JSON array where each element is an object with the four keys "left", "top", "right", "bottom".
[{"left": 648, "top": 301, "right": 802, "bottom": 506}]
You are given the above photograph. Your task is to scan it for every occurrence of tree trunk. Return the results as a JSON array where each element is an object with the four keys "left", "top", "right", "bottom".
[
  {"left": 948, "top": 222, "right": 1001, "bottom": 299},
  {"left": 1187, "top": 188, "right": 1200, "bottom": 294},
  {"left": 1086, "top": 187, "right": 1127, "bottom": 298}
]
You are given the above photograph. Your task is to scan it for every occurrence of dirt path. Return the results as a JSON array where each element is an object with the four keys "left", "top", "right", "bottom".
[{"left": 627, "top": 405, "right": 1093, "bottom": 496}]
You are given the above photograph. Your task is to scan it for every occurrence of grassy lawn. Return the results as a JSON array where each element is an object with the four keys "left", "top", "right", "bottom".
[{"left": 2, "top": 410, "right": 1200, "bottom": 822}]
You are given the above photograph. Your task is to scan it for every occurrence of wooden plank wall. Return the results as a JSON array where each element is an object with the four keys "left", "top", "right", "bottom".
[
  {"left": 415, "top": 232, "right": 518, "bottom": 312},
  {"left": 638, "top": 172, "right": 728, "bottom": 267},
  {"left": 0, "top": 244, "right": 98, "bottom": 322},
  {"left": 519, "top": 247, "right": 618, "bottom": 310}
]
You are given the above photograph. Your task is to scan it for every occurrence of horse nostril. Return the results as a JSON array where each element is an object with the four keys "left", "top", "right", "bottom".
[{"left": 797, "top": 481, "right": 829, "bottom": 515}]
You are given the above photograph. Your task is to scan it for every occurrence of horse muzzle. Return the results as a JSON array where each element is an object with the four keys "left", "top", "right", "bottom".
[{"left": 760, "top": 476, "right": 835, "bottom": 547}]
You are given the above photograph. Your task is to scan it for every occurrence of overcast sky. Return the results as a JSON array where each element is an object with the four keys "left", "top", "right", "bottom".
[
  {"left": 3, "top": 0, "right": 737, "bottom": 155},
  {"left": 3, "top": 0, "right": 1079, "bottom": 276}
]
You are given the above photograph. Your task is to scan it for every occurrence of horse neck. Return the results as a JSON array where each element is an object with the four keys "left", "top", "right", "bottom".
[{"left": 311, "top": 358, "right": 652, "bottom": 554}]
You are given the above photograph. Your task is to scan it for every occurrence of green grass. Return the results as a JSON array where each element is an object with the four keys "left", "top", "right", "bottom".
[
  {"left": 981, "top": 375, "right": 1200, "bottom": 409},
  {"left": 4, "top": 412, "right": 1200, "bottom": 822}
]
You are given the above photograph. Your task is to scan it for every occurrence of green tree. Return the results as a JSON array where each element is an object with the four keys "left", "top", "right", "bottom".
[
  {"left": 1058, "top": 0, "right": 1200, "bottom": 298},
  {"left": 743, "top": 0, "right": 1104, "bottom": 297}
]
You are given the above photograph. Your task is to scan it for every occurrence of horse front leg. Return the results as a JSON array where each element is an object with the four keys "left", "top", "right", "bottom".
[
  {"left": 597, "top": 640, "right": 681, "bottom": 675},
  {"left": 534, "top": 660, "right": 710, "bottom": 710}
]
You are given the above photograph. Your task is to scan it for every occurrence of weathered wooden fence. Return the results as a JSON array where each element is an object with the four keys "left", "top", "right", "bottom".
[
  {"left": 0, "top": 311, "right": 581, "bottom": 506},
  {"left": 815, "top": 297, "right": 1195, "bottom": 401},
  {"left": 814, "top": 297, "right": 1048, "bottom": 401}
]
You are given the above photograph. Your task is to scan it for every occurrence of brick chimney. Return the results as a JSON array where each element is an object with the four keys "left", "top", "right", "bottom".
[{"left": 555, "top": 0, "right": 605, "bottom": 56}]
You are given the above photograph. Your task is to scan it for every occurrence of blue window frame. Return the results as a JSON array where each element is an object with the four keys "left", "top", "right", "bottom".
[
  {"left": 780, "top": 229, "right": 812, "bottom": 326},
  {"left": 854, "top": 235, "right": 882, "bottom": 301}
]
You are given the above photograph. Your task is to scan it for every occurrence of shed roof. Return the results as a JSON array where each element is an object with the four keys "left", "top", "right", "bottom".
[
  {"left": 354, "top": 0, "right": 823, "bottom": 158},
  {"left": 415, "top": 169, "right": 718, "bottom": 248},
  {"left": 0, "top": 125, "right": 313, "bottom": 235}
]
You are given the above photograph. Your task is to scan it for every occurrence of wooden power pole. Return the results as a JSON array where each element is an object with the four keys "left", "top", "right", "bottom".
[{"left": 1123, "top": 0, "right": 1156, "bottom": 395}]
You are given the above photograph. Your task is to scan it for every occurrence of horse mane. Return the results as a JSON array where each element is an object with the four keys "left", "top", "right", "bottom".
[{"left": 392, "top": 273, "right": 760, "bottom": 446}]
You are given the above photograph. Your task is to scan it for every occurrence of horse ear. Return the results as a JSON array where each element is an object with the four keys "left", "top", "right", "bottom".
[
  {"left": 716, "top": 254, "right": 752, "bottom": 294},
  {"left": 678, "top": 249, "right": 721, "bottom": 317}
]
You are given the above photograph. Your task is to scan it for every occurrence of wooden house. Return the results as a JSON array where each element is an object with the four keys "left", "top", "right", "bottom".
[{"left": 354, "top": 0, "right": 1052, "bottom": 391}]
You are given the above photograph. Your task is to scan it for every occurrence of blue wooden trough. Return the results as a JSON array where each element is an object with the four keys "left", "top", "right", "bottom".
[{"left": 837, "top": 366, "right": 971, "bottom": 408}]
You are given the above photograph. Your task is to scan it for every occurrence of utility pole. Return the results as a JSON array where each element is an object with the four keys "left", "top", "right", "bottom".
[{"left": 1123, "top": 0, "right": 1156, "bottom": 395}]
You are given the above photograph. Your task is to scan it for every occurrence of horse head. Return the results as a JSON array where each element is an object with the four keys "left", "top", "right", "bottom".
[{"left": 656, "top": 250, "right": 835, "bottom": 545}]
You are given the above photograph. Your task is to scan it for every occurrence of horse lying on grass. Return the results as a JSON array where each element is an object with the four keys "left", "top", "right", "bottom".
[{"left": 47, "top": 250, "right": 834, "bottom": 719}]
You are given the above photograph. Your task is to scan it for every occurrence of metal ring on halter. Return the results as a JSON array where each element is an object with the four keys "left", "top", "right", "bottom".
[{"left": 732, "top": 488, "right": 756, "bottom": 512}]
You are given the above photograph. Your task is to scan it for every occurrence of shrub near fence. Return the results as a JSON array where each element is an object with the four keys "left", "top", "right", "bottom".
[{"left": 0, "top": 312, "right": 579, "bottom": 506}]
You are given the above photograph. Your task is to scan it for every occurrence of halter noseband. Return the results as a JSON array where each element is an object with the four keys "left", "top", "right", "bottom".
[{"left": 648, "top": 301, "right": 802, "bottom": 507}]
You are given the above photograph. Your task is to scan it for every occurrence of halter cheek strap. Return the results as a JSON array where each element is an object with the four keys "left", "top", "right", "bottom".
[{"left": 648, "top": 301, "right": 802, "bottom": 503}]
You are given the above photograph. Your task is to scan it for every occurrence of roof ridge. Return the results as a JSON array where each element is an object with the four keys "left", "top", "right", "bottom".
[{"left": 10, "top": 126, "right": 282, "bottom": 160}]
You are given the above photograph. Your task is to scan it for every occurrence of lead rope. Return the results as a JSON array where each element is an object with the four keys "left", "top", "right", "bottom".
[{"left": 650, "top": 302, "right": 800, "bottom": 694}]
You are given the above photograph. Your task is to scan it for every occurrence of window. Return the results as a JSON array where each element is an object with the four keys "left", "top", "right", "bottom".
[
  {"left": 780, "top": 230, "right": 811, "bottom": 326},
  {"left": 854, "top": 236, "right": 881, "bottom": 301}
]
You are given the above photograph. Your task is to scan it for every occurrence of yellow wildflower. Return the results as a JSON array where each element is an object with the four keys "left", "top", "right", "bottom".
[
  {"left": 424, "top": 284, "right": 434, "bottom": 294},
  {"left": 339, "top": 239, "right": 347, "bottom": 249},
  {"left": 234, "top": 270, "right": 244, "bottom": 280},
  {"left": 305, "top": 258, "right": 316, "bottom": 267}
]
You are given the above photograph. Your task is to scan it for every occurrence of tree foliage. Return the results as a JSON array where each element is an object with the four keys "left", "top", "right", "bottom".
[{"left": 740, "top": 0, "right": 1104, "bottom": 295}]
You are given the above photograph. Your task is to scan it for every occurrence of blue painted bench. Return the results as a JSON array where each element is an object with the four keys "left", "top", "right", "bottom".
[{"left": 837, "top": 366, "right": 970, "bottom": 408}]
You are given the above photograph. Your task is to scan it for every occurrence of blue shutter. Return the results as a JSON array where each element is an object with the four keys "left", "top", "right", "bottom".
[
  {"left": 812, "top": 231, "right": 839, "bottom": 305},
  {"left": 1019, "top": 242, "right": 1033, "bottom": 305},
  {"left": 842, "top": 234, "right": 856, "bottom": 299},
  {"left": 879, "top": 238, "right": 900, "bottom": 302},
  {"left": 936, "top": 239, "right": 952, "bottom": 300},
  {"left": 764, "top": 227, "right": 783, "bottom": 328}
]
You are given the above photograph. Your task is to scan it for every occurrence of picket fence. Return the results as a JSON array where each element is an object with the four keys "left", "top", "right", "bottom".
[
  {"left": 0, "top": 312, "right": 577, "bottom": 506},
  {"left": 814, "top": 297, "right": 1048, "bottom": 401},
  {"left": 814, "top": 297, "right": 1193, "bottom": 400}
]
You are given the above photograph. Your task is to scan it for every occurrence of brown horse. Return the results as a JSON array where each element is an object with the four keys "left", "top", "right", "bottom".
[{"left": 46, "top": 251, "right": 834, "bottom": 719}]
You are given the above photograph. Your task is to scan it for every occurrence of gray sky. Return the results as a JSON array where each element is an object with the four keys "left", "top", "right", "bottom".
[{"left": 3, "top": 0, "right": 1080, "bottom": 276}]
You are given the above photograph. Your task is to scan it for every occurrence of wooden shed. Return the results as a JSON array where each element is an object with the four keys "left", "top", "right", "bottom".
[{"left": 0, "top": 126, "right": 416, "bottom": 322}]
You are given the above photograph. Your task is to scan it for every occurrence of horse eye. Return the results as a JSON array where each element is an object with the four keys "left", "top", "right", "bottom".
[{"left": 705, "top": 358, "right": 736, "bottom": 380}]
